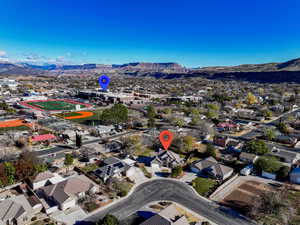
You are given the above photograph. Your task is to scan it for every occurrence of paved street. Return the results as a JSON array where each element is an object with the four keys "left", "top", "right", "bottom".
[
  {"left": 82, "top": 179, "right": 256, "bottom": 225},
  {"left": 35, "top": 130, "right": 143, "bottom": 158}
]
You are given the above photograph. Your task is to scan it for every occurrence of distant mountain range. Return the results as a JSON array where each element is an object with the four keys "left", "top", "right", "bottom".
[{"left": 1, "top": 58, "right": 300, "bottom": 82}]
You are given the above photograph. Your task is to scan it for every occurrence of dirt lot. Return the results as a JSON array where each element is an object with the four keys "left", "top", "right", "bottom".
[{"left": 221, "top": 180, "right": 275, "bottom": 211}]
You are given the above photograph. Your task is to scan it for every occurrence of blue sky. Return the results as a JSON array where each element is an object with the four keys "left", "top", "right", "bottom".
[{"left": 0, "top": 0, "right": 299, "bottom": 67}]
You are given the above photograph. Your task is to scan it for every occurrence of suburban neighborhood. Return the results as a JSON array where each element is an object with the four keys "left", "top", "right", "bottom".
[{"left": 0, "top": 74, "right": 299, "bottom": 225}]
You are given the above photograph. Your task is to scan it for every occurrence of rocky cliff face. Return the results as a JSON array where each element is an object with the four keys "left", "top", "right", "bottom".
[{"left": 2, "top": 58, "right": 300, "bottom": 83}]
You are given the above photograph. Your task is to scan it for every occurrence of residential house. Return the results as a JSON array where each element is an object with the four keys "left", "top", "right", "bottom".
[
  {"left": 105, "top": 140, "right": 123, "bottom": 152},
  {"left": 217, "top": 122, "right": 239, "bottom": 132},
  {"left": 40, "top": 175, "right": 98, "bottom": 211},
  {"left": 214, "top": 135, "right": 229, "bottom": 147},
  {"left": 140, "top": 204, "right": 189, "bottom": 225},
  {"left": 276, "top": 135, "right": 297, "bottom": 145},
  {"left": 191, "top": 157, "right": 233, "bottom": 181},
  {"left": 29, "top": 171, "right": 64, "bottom": 190},
  {"left": 290, "top": 168, "right": 300, "bottom": 184},
  {"left": 239, "top": 152, "right": 258, "bottom": 164},
  {"left": 94, "top": 157, "right": 131, "bottom": 182},
  {"left": 0, "top": 195, "right": 35, "bottom": 225},
  {"left": 150, "top": 150, "right": 184, "bottom": 169},
  {"left": 270, "top": 147, "right": 300, "bottom": 164}
]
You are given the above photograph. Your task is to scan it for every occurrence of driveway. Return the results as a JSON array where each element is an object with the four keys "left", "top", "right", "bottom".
[
  {"left": 127, "top": 167, "right": 148, "bottom": 184},
  {"left": 51, "top": 206, "right": 87, "bottom": 225},
  {"left": 82, "top": 179, "right": 256, "bottom": 225}
]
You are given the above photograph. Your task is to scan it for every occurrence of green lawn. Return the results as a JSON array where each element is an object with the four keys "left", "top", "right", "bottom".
[
  {"left": 192, "top": 177, "right": 217, "bottom": 196},
  {"left": 81, "top": 163, "right": 99, "bottom": 173},
  {"left": 27, "top": 100, "right": 87, "bottom": 111}
]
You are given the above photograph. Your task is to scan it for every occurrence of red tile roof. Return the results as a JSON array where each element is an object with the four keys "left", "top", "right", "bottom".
[{"left": 32, "top": 134, "right": 56, "bottom": 142}]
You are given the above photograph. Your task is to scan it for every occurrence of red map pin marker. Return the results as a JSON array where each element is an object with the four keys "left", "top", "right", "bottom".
[{"left": 159, "top": 130, "right": 173, "bottom": 151}]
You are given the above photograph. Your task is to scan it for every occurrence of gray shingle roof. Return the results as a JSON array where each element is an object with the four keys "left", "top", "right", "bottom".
[{"left": 42, "top": 175, "right": 95, "bottom": 204}]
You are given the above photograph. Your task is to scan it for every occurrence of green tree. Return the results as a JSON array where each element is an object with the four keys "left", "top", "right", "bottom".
[
  {"left": 263, "top": 110, "right": 273, "bottom": 119},
  {"left": 99, "top": 214, "right": 119, "bottom": 225},
  {"left": 75, "top": 133, "right": 82, "bottom": 148},
  {"left": 206, "top": 104, "right": 220, "bottom": 111},
  {"left": 277, "top": 165, "right": 290, "bottom": 180},
  {"left": 174, "top": 118, "right": 185, "bottom": 127},
  {"left": 64, "top": 154, "right": 74, "bottom": 171},
  {"left": 182, "top": 136, "right": 196, "bottom": 152},
  {"left": 147, "top": 118, "right": 155, "bottom": 128},
  {"left": 206, "top": 110, "right": 218, "bottom": 119},
  {"left": 206, "top": 143, "right": 217, "bottom": 158},
  {"left": 255, "top": 156, "right": 282, "bottom": 174},
  {"left": 146, "top": 105, "right": 156, "bottom": 119},
  {"left": 162, "top": 108, "right": 172, "bottom": 115},
  {"left": 4, "top": 162, "right": 15, "bottom": 177},
  {"left": 100, "top": 104, "right": 128, "bottom": 124},
  {"left": 190, "top": 116, "right": 200, "bottom": 126},
  {"left": 4, "top": 162, "right": 15, "bottom": 185},
  {"left": 264, "top": 128, "right": 276, "bottom": 141},
  {"left": 243, "top": 140, "right": 269, "bottom": 155},
  {"left": 277, "top": 122, "right": 289, "bottom": 134},
  {"left": 171, "top": 166, "right": 183, "bottom": 178}
]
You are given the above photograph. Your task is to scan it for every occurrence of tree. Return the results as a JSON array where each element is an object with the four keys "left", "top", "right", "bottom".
[
  {"left": 162, "top": 108, "right": 172, "bottom": 115},
  {"left": 100, "top": 104, "right": 128, "bottom": 125},
  {"left": 146, "top": 105, "right": 156, "bottom": 119},
  {"left": 182, "top": 136, "right": 196, "bottom": 153},
  {"left": 246, "top": 92, "right": 257, "bottom": 105},
  {"left": 3, "top": 162, "right": 15, "bottom": 184},
  {"left": 243, "top": 140, "right": 269, "bottom": 155},
  {"left": 262, "top": 110, "right": 273, "bottom": 119},
  {"left": 174, "top": 118, "right": 185, "bottom": 128},
  {"left": 64, "top": 154, "right": 74, "bottom": 172},
  {"left": 206, "top": 110, "right": 218, "bottom": 119},
  {"left": 255, "top": 156, "right": 282, "bottom": 174},
  {"left": 171, "top": 166, "right": 183, "bottom": 178},
  {"left": 206, "top": 104, "right": 220, "bottom": 111},
  {"left": 4, "top": 162, "right": 15, "bottom": 178},
  {"left": 206, "top": 143, "right": 216, "bottom": 158},
  {"left": 264, "top": 128, "right": 276, "bottom": 141},
  {"left": 122, "top": 135, "right": 141, "bottom": 155},
  {"left": 190, "top": 116, "right": 200, "bottom": 126},
  {"left": 147, "top": 118, "right": 155, "bottom": 128},
  {"left": 75, "top": 133, "right": 82, "bottom": 148},
  {"left": 277, "top": 122, "right": 289, "bottom": 134},
  {"left": 98, "top": 214, "right": 119, "bottom": 225},
  {"left": 277, "top": 165, "right": 290, "bottom": 180}
]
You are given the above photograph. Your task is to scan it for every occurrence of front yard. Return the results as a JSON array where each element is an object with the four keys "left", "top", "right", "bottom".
[{"left": 191, "top": 177, "right": 218, "bottom": 197}]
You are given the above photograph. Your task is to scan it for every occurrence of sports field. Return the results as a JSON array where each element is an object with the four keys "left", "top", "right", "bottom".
[
  {"left": 0, "top": 119, "right": 32, "bottom": 133},
  {"left": 56, "top": 110, "right": 102, "bottom": 125},
  {"left": 19, "top": 99, "right": 93, "bottom": 112}
]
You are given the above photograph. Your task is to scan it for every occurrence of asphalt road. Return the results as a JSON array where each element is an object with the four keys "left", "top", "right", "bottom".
[
  {"left": 83, "top": 179, "right": 255, "bottom": 225},
  {"left": 35, "top": 130, "right": 142, "bottom": 158}
]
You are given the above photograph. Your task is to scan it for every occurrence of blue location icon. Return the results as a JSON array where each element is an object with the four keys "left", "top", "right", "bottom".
[{"left": 98, "top": 75, "right": 110, "bottom": 91}]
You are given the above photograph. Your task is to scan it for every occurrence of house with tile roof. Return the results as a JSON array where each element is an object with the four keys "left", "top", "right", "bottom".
[
  {"left": 39, "top": 175, "right": 98, "bottom": 211},
  {"left": 191, "top": 157, "right": 233, "bottom": 181}
]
